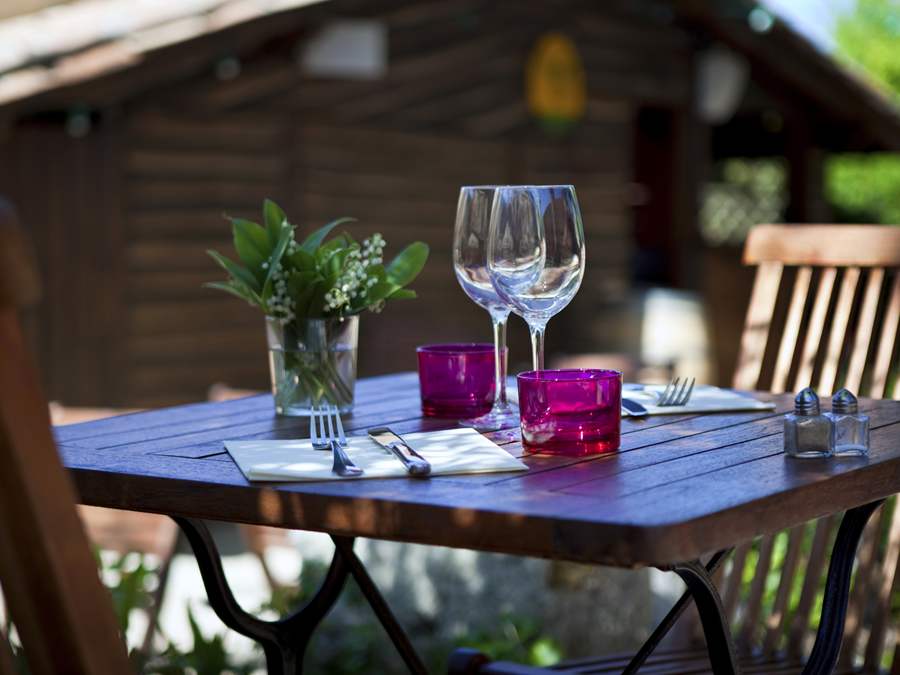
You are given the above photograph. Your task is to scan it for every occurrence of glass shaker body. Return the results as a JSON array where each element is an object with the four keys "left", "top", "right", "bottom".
[
  {"left": 826, "top": 412, "right": 869, "bottom": 457},
  {"left": 826, "top": 388, "right": 869, "bottom": 457},
  {"left": 784, "top": 412, "right": 834, "bottom": 458}
]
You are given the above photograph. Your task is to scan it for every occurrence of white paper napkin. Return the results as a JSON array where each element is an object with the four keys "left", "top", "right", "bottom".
[
  {"left": 225, "top": 427, "right": 528, "bottom": 482},
  {"left": 620, "top": 384, "right": 775, "bottom": 416}
]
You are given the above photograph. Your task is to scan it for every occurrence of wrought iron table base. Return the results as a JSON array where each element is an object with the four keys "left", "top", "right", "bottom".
[
  {"left": 175, "top": 499, "right": 884, "bottom": 675},
  {"left": 172, "top": 518, "right": 427, "bottom": 675},
  {"left": 627, "top": 499, "right": 885, "bottom": 675}
]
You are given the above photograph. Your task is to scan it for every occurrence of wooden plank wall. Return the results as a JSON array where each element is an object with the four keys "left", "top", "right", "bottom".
[
  {"left": 0, "top": 0, "right": 693, "bottom": 406},
  {"left": 121, "top": 111, "right": 293, "bottom": 407},
  {"left": 113, "top": 114, "right": 632, "bottom": 406},
  {"left": 0, "top": 120, "right": 126, "bottom": 406}
]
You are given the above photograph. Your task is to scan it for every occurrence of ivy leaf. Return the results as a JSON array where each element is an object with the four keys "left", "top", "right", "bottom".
[
  {"left": 263, "top": 199, "right": 287, "bottom": 248},
  {"left": 300, "top": 217, "right": 355, "bottom": 254},
  {"left": 207, "top": 250, "right": 260, "bottom": 292},
  {"left": 386, "top": 242, "right": 429, "bottom": 287},
  {"left": 231, "top": 218, "right": 270, "bottom": 272}
]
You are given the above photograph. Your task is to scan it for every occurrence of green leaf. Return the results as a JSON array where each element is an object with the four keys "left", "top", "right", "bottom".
[
  {"left": 207, "top": 250, "right": 260, "bottom": 291},
  {"left": 288, "top": 247, "right": 316, "bottom": 271},
  {"left": 366, "top": 282, "right": 398, "bottom": 304},
  {"left": 387, "top": 288, "right": 417, "bottom": 300},
  {"left": 203, "top": 281, "right": 261, "bottom": 306},
  {"left": 231, "top": 218, "right": 270, "bottom": 271},
  {"left": 262, "top": 225, "right": 293, "bottom": 301},
  {"left": 386, "top": 241, "right": 429, "bottom": 287},
  {"left": 263, "top": 199, "right": 287, "bottom": 248},
  {"left": 300, "top": 217, "right": 356, "bottom": 254}
]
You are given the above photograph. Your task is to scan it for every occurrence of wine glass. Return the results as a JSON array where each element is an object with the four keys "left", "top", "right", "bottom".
[
  {"left": 453, "top": 186, "right": 519, "bottom": 431},
  {"left": 487, "top": 185, "right": 585, "bottom": 370}
]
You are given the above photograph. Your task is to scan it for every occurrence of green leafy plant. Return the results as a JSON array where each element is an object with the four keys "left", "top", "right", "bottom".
[
  {"left": 206, "top": 200, "right": 429, "bottom": 321},
  {"left": 145, "top": 605, "right": 256, "bottom": 675},
  {"left": 206, "top": 200, "right": 429, "bottom": 408},
  {"left": 454, "top": 612, "right": 562, "bottom": 668}
]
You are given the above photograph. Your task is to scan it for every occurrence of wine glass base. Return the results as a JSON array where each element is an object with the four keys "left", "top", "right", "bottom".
[{"left": 460, "top": 402, "right": 519, "bottom": 434}]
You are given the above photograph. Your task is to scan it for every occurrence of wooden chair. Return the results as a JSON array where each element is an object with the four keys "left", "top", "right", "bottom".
[
  {"left": 450, "top": 224, "right": 900, "bottom": 674},
  {"left": 0, "top": 210, "right": 132, "bottom": 672}
]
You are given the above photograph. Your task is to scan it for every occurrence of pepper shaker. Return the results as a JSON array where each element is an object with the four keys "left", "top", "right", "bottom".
[
  {"left": 784, "top": 387, "right": 833, "bottom": 458},
  {"left": 826, "top": 388, "right": 869, "bottom": 457}
]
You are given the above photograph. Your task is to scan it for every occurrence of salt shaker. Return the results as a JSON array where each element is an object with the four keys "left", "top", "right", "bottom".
[
  {"left": 784, "top": 387, "right": 833, "bottom": 458},
  {"left": 826, "top": 388, "right": 869, "bottom": 457}
]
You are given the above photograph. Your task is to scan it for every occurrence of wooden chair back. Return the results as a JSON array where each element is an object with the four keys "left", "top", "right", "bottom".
[
  {"left": 0, "top": 202, "right": 131, "bottom": 674},
  {"left": 715, "top": 224, "right": 900, "bottom": 670}
]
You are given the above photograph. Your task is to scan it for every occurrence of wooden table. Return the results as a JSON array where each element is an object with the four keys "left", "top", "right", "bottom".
[{"left": 56, "top": 373, "right": 900, "bottom": 675}]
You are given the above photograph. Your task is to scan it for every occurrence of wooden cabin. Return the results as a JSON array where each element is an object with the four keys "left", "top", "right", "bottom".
[{"left": 0, "top": 0, "right": 898, "bottom": 407}]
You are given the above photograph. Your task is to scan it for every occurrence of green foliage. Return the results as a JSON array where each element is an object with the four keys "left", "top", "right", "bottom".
[
  {"left": 826, "top": 153, "right": 900, "bottom": 224},
  {"left": 827, "top": 0, "right": 900, "bottom": 226},
  {"left": 146, "top": 606, "right": 256, "bottom": 675},
  {"left": 205, "top": 200, "right": 429, "bottom": 321},
  {"left": 835, "top": 0, "right": 900, "bottom": 100},
  {"left": 454, "top": 612, "right": 562, "bottom": 667},
  {"left": 86, "top": 550, "right": 564, "bottom": 675},
  {"left": 104, "top": 553, "right": 154, "bottom": 635}
]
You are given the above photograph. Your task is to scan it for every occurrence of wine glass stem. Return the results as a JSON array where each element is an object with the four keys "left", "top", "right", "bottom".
[
  {"left": 529, "top": 322, "right": 546, "bottom": 371},
  {"left": 491, "top": 314, "right": 509, "bottom": 405}
]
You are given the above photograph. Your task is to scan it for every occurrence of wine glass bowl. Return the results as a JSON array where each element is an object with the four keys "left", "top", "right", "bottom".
[
  {"left": 453, "top": 187, "right": 510, "bottom": 317},
  {"left": 452, "top": 186, "right": 519, "bottom": 432},
  {"left": 488, "top": 185, "right": 586, "bottom": 370}
]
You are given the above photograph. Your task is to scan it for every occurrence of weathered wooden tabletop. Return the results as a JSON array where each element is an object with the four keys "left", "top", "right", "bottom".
[{"left": 56, "top": 373, "right": 900, "bottom": 568}]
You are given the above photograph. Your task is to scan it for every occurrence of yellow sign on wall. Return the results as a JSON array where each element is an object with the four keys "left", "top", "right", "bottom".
[{"left": 526, "top": 32, "right": 587, "bottom": 133}]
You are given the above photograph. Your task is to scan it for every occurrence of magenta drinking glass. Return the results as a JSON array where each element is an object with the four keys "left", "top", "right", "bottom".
[
  {"left": 417, "top": 343, "right": 500, "bottom": 418},
  {"left": 517, "top": 369, "right": 621, "bottom": 455}
]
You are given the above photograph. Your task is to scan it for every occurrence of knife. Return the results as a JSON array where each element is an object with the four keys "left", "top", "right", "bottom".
[
  {"left": 621, "top": 398, "right": 649, "bottom": 417},
  {"left": 367, "top": 427, "right": 432, "bottom": 477}
]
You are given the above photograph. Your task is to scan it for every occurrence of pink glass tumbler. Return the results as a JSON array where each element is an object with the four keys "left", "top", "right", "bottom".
[
  {"left": 517, "top": 369, "right": 622, "bottom": 455},
  {"left": 417, "top": 343, "right": 498, "bottom": 418}
]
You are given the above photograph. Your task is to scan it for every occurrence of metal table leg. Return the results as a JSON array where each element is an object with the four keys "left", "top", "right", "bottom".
[
  {"left": 622, "top": 549, "right": 732, "bottom": 675},
  {"left": 625, "top": 500, "right": 885, "bottom": 675},
  {"left": 173, "top": 518, "right": 427, "bottom": 674},
  {"left": 801, "top": 499, "right": 885, "bottom": 675},
  {"left": 173, "top": 517, "right": 349, "bottom": 674}
]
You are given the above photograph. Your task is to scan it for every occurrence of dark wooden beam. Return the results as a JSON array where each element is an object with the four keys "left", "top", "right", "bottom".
[{"left": 674, "top": 0, "right": 900, "bottom": 152}]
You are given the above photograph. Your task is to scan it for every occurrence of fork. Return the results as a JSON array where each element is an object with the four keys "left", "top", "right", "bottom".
[
  {"left": 655, "top": 377, "right": 696, "bottom": 407},
  {"left": 310, "top": 405, "right": 363, "bottom": 477}
]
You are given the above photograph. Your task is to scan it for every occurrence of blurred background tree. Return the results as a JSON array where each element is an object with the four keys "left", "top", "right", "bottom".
[{"left": 827, "top": 0, "right": 900, "bottom": 224}]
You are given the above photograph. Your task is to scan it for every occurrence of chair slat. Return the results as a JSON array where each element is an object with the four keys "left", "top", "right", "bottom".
[
  {"left": 738, "top": 535, "right": 776, "bottom": 649},
  {"left": 771, "top": 267, "right": 813, "bottom": 393},
  {"left": 818, "top": 267, "right": 860, "bottom": 395},
  {"left": 762, "top": 527, "right": 804, "bottom": 655},
  {"left": 845, "top": 269, "right": 885, "bottom": 394},
  {"left": 722, "top": 543, "right": 751, "bottom": 625},
  {"left": 787, "top": 515, "right": 838, "bottom": 656},
  {"left": 744, "top": 224, "right": 900, "bottom": 267},
  {"left": 869, "top": 273, "right": 900, "bottom": 398},
  {"left": 734, "top": 262, "right": 783, "bottom": 390},
  {"left": 793, "top": 267, "right": 837, "bottom": 390},
  {"left": 863, "top": 503, "right": 900, "bottom": 672},
  {"left": 839, "top": 503, "right": 886, "bottom": 671}
]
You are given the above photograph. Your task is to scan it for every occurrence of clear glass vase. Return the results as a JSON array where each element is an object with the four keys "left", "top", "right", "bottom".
[{"left": 265, "top": 315, "right": 358, "bottom": 416}]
